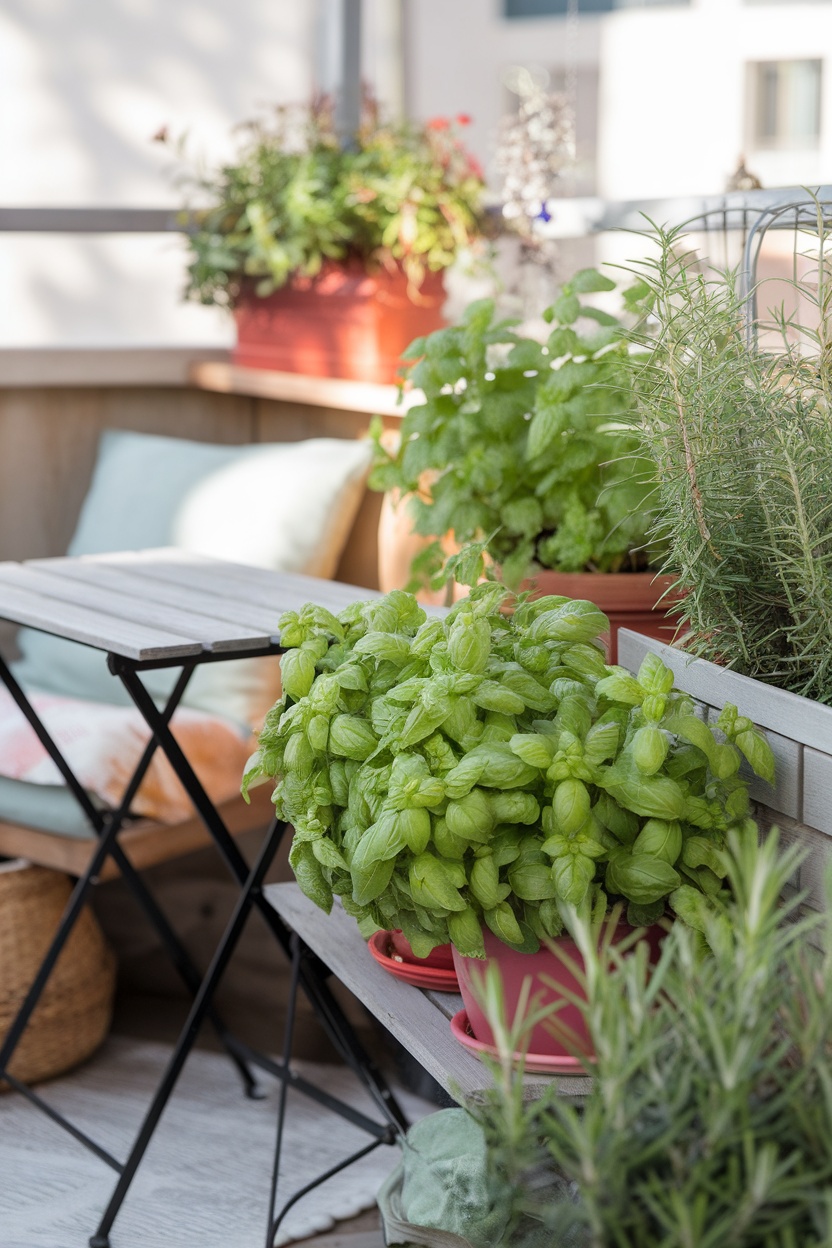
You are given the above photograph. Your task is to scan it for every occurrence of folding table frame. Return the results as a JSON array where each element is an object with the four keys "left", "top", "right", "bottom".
[{"left": 0, "top": 596, "right": 409, "bottom": 1248}]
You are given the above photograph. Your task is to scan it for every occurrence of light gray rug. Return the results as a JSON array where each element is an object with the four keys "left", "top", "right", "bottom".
[{"left": 0, "top": 1037, "right": 431, "bottom": 1248}]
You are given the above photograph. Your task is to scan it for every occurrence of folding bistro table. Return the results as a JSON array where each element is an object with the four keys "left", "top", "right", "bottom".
[{"left": 0, "top": 548, "right": 409, "bottom": 1248}]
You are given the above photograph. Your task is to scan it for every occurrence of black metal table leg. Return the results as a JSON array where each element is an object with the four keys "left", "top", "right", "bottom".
[
  {"left": 0, "top": 655, "right": 260, "bottom": 1102},
  {"left": 90, "top": 815, "right": 286, "bottom": 1248},
  {"left": 264, "top": 933, "right": 398, "bottom": 1248},
  {"left": 1, "top": 640, "right": 411, "bottom": 1248},
  {"left": 115, "top": 659, "right": 411, "bottom": 1132}
]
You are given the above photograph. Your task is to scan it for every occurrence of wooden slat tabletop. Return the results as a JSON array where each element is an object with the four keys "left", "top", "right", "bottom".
[
  {"left": 0, "top": 563, "right": 205, "bottom": 661},
  {"left": 86, "top": 549, "right": 382, "bottom": 614},
  {"left": 30, "top": 556, "right": 285, "bottom": 636},
  {"left": 265, "top": 881, "right": 590, "bottom": 1104},
  {"left": 2, "top": 562, "right": 275, "bottom": 651},
  {"left": 0, "top": 549, "right": 385, "bottom": 662}
]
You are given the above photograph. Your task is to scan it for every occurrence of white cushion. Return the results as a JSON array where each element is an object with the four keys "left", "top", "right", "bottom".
[{"left": 14, "top": 430, "right": 373, "bottom": 733}]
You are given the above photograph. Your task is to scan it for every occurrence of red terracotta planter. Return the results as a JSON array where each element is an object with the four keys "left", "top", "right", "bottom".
[
  {"left": 452, "top": 923, "right": 665, "bottom": 1059},
  {"left": 387, "top": 930, "right": 456, "bottom": 972},
  {"left": 232, "top": 263, "right": 446, "bottom": 384},
  {"left": 522, "top": 569, "right": 683, "bottom": 664}
]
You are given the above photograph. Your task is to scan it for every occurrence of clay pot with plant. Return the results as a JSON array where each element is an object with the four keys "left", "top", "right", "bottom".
[
  {"left": 370, "top": 269, "right": 678, "bottom": 659},
  {"left": 243, "top": 581, "right": 773, "bottom": 1044},
  {"left": 164, "top": 96, "right": 487, "bottom": 384}
]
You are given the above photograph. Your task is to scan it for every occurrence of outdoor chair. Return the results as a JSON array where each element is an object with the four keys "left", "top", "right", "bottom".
[{"left": 0, "top": 427, "right": 374, "bottom": 1077}]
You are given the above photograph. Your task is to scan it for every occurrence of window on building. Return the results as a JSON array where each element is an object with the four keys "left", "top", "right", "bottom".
[
  {"left": 749, "top": 60, "right": 822, "bottom": 149},
  {"left": 504, "top": 0, "right": 688, "bottom": 14}
]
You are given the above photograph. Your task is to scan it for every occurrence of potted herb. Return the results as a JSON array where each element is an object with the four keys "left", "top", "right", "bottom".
[
  {"left": 604, "top": 216, "right": 832, "bottom": 869},
  {"left": 243, "top": 581, "right": 773, "bottom": 1050},
  {"left": 627, "top": 219, "right": 832, "bottom": 703},
  {"left": 369, "top": 270, "right": 675, "bottom": 660},
  {"left": 456, "top": 830, "right": 832, "bottom": 1246},
  {"left": 165, "top": 96, "right": 486, "bottom": 383}
]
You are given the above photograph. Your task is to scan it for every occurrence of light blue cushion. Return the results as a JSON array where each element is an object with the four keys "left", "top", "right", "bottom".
[
  {"left": 13, "top": 429, "right": 373, "bottom": 731},
  {"left": 0, "top": 776, "right": 105, "bottom": 838}
]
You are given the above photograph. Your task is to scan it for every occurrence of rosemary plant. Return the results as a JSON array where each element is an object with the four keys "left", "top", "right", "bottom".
[
  {"left": 471, "top": 829, "right": 832, "bottom": 1247},
  {"left": 626, "top": 214, "right": 832, "bottom": 703}
]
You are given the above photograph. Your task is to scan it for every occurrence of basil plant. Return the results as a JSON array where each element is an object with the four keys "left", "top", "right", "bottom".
[{"left": 244, "top": 584, "right": 774, "bottom": 958}]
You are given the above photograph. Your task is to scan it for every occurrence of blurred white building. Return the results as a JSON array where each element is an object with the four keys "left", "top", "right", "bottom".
[{"left": 1, "top": 0, "right": 830, "bottom": 346}]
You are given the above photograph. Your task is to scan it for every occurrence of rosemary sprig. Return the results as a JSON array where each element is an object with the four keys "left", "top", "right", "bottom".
[{"left": 624, "top": 210, "right": 832, "bottom": 704}]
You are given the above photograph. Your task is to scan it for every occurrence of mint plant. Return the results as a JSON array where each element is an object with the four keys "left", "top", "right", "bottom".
[
  {"left": 244, "top": 584, "right": 773, "bottom": 957},
  {"left": 370, "top": 269, "right": 659, "bottom": 590}
]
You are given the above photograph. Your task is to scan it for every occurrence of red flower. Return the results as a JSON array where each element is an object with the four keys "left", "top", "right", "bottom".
[
  {"left": 456, "top": 113, "right": 472, "bottom": 127},
  {"left": 426, "top": 117, "right": 450, "bottom": 131}
]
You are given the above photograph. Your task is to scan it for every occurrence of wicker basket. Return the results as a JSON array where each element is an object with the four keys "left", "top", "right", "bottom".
[{"left": 0, "top": 859, "right": 116, "bottom": 1089}]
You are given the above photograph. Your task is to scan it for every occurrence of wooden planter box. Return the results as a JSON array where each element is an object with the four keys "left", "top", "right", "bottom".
[{"left": 619, "top": 629, "right": 832, "bottom": 913}]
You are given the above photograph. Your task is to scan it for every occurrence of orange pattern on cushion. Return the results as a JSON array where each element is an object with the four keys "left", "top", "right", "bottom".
[{"left": 0, "top": 689, "right": 253, "bottom": 825}]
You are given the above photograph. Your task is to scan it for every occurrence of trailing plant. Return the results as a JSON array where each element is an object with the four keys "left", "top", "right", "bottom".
[
  {"left": 470, "top": 828, "right": 832, "bottom": 1247},
  {"left": 369, "top": 270, "right": 659, "bottom": 591},
  {"left": 626, "top": 213, "right": 832, "bottom": 703},
  {"left": 163, "top": 94, "right": 486, "bottom": 308},
  {"left": 243, "top": 583, "right": 773, "bottom": 957}
]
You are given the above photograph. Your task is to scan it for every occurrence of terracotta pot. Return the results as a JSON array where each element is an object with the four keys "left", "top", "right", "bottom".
[
  {"left": 232, "top": 262, "right": 446, "bottom": 384},
  {"left": 388, "top": 931, "right": 456, "bottom": 972},
  {"left": 522, "top": 569, "right": 683, "bottom": 664},
  {"left": 452, "top": 923, "right": 665, "bottom": 1059},
  {"left": 377, "top": 489, "right": 467, "bottom": 607}
]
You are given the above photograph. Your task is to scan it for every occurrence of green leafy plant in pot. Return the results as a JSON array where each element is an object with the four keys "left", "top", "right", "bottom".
[
  {"left": 625, "top": 216, "right": 832, "bottom": 703},
  {"left": 243, "top": 583, "right": 773, "bottom": 1048},
  {"left": 370, "top": 269, "right": 675, "bottom": 658},
  {"left": 163, "top": 95, "right": 487, "bottom": 383},
  {"left": 466, "top": 829, "right": 832, "bottom": 1246}
]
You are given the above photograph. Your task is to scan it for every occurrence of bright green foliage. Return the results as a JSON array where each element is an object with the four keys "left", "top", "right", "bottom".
[
  {"left": 369, "top": 272, "right": 659, "bottom": 588},
  {"left": 172, "top": 97, "right": 486, "bottom": 306},
  {"left": 244, "top": 585, "right": 774, "bottom": 955},
  {"left": 472, "top": 829, "right": 832, "bottom": 1247},
  {"left": 627, "top": 212, "right": 832, "bottom": 703}
]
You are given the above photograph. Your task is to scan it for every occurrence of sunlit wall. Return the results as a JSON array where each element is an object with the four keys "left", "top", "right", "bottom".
[{"left": 3, "top": 0, "right": 831, "bottom": 347}]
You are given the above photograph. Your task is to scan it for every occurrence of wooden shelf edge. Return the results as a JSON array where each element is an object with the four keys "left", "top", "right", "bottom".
[
  {"left": 0, "top": 347, "right": 231, "bottom": 389},
  {"left": 188, "top": 361, "right": 420, "bottom": 418}
]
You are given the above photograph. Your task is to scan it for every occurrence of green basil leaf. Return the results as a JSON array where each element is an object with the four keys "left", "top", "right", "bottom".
[
  {"left": 289, "top": 839, "right": 333, "bottom": 912},
  {"left": 409, "top": 853, "right": 468, "bottom": 912},
  {"left": 329, "top": 714, "right": 378, "bottom": 761},
  {"left": 311, "top": 838, "right": 348, "bottom": 871},
  {"left": 682, "top": 835, "right": 726, "bottom": 877},
  {"left": 553, "top": 778, "right": 591, "bottom": 835},
  {"left": 507, "top": 863, "right": 559, "bottom": 901},
  {"left": 735, "top": 728, "right": 776, "bottom": 785},
  {"left": 351, "top": 812, "right": 407, "bottom": 871},
  {"left": 446, "top": 788, "right": 495, "bottom": 843},
  {"left": 632, "top": 819, "right": 682, "bottom": 865},
  {"left": 470, "top": 855, "right": 505, "bottom": 909},
  {"left": 352, "top": 857, "right": 396, "bottom": 906},
  {"left": 552, "top": 853, "right": 596, "bottom": 906},
  {"left": 608, "top": 852, "right": 681, "bottom": 905},
  {"left": 483, "top": 902, "right": 525, "bottom": 947},
  {"left": 448, "top": 907, "right": 486, "bottom": 958}
]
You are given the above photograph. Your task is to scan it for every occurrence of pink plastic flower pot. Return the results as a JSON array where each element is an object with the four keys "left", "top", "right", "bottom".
[
  {"left": 452, "top": 923, "right": 665, "bottom": 1059},
  {"left": 388, "top": 931, "right": 456, "bottom": 972}
]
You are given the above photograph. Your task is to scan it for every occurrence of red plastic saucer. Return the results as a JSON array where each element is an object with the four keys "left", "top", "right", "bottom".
[
  {"left": 367, "top": 930, "right": 460, "bottom": 991},
  {"left": 449, "top": 1009, "right": 592, "bottom": 1075}
]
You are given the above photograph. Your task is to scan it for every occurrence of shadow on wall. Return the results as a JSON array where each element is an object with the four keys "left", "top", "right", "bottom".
[{"left": 0, "top": 0, "right": 313, "bottom": 345}]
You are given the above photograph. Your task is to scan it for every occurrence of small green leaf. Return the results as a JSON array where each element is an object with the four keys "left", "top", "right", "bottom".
[
  {"left": 552, "top": 853, "right": 595, "bottom": 906},
  {"left": 570, "top": 267, "right": 616, "bottom": 294}
]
